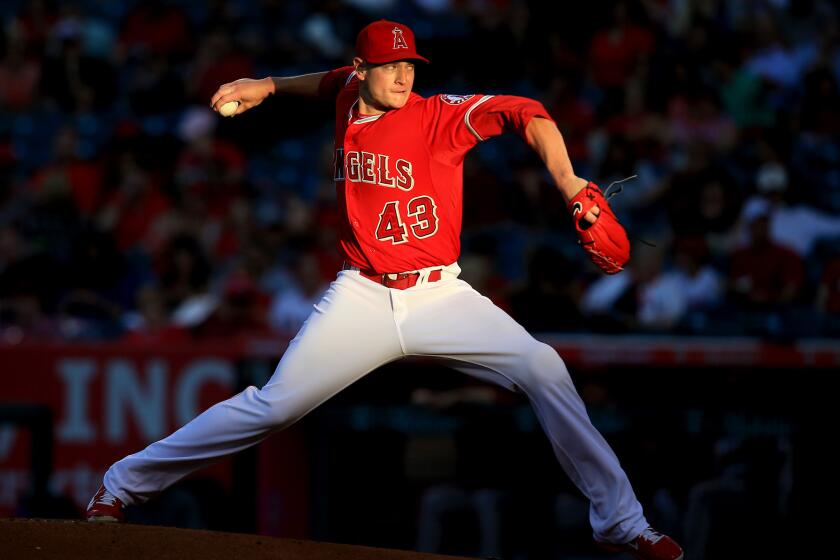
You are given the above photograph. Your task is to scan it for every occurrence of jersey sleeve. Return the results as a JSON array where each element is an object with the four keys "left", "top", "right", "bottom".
[
  {"left": 318, "top": 66, "right": 356, "bottom": 99},
  {"left": 422, "top": 94, "right": 555, "bottom": 165}
]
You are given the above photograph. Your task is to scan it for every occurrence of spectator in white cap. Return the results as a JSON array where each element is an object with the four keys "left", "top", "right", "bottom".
[{"left": 738, "top": 162, "right": 840, "bottom": 256}]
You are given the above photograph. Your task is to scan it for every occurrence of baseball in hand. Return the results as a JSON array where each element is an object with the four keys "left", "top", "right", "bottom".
[{"left": 219, "top": 101, "right": 240, "bottom": 117}]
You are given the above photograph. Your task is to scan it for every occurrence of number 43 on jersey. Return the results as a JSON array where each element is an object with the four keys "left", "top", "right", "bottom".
[{"left": 375, "top": 195, "right": 438, "bottom": 244}]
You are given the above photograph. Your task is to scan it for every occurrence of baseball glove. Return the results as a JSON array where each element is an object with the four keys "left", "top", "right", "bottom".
[{"left": 567, "top": 182, "right": 630, "bottom": 274}]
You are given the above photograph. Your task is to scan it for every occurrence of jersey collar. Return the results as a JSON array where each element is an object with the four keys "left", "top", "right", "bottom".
[{"left": 348, "top": 99, "right": 383, "bottom": 125}]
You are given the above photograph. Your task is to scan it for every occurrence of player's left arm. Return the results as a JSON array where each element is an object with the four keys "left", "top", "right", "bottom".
[
  {"left": 524, "top": 115, "right": 630, "bottom": 274},
  {"left": 472, "top": 95, "right": 629, "bottom": 274},
  {"left": 425, "top": 93, "right": 629, "bottom": 273},
  {"left": 524, "top": 117, "right": 593, "bottom": 218},
  {"left": 524, "top": 115, "right": 630, "bottom": 273}
]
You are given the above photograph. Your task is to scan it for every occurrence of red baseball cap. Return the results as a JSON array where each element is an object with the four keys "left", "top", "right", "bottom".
[{"left": 355, "top": 20, "right": 429, "bottom": 64}]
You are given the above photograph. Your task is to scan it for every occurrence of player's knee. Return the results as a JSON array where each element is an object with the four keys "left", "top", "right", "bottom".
[
  {"left": 264, "top": 406, "right": 295, "bottom": 428},
  {"left": 523, "top": 342, "right": 571, "bottom": 387},
  {"left": 251, "top": 387, "right": 297, "bottom": 428}
]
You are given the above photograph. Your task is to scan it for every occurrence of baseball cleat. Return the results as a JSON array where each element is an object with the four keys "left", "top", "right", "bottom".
[
  {"left": 597, "top": 527, "right": 683, "bottom": 560},
  {"left": 86, "top": 484, "right": 125, "bottom": 523}
]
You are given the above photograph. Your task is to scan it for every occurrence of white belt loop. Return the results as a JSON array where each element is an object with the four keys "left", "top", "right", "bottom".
[
  {"left": 415, "top": 266, "right": 439, "bottom": 286},
  {"left": 415, "top": 261, "right": 460, "bottom": 286}
]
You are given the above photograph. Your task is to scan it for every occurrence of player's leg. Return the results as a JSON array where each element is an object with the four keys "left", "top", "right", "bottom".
[
  {"left": 101, "top": 271, "right": 403, "bottom": 507},
  {"left": 399, "top": 279, "right": 647, "bottom": 545}
]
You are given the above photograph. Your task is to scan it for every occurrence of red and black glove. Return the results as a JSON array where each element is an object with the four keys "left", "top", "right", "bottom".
[{"left": 567, "top": 182, "right": 630, "bottom": 274}]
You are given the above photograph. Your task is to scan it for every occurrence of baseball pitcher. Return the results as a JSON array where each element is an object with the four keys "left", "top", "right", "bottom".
[{"left": 87, "top": 20, "right": 682, "bottom": 560}]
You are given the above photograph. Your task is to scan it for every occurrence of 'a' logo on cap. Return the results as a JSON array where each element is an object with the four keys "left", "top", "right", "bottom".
[{"left": 392, "top": 27, "right": 408, "bottom": 50}]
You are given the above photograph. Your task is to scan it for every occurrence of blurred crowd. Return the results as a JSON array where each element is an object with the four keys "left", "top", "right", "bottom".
[{"left": 1, "top": 0, "right": 840, "bottom": 343}]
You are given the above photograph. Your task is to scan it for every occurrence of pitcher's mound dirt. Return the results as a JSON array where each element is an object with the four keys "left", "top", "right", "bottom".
[{"left": 0, "top": 518, "right": 473, "bottom": 560}]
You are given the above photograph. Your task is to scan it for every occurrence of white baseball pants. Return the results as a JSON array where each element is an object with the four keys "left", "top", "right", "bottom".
[{"left": 104, "top": 264, "right": 648, "bottom": 543}]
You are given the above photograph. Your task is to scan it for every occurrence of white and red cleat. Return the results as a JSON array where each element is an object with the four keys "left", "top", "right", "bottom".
[
  {"left": 86, "top": 485, "right": 125, "bottom": 523},
  {"left": 598, "top": 527, "right": 684, "bottom": 560}
]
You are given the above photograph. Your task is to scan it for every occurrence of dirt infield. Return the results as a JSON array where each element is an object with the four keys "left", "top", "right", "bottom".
[{"left": 0, "top": 519, "right": 473, "bottom": 560}]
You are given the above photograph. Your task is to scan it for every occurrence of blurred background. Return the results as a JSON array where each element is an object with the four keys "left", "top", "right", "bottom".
[{"left": 1, "top": 0, "right": 838, "bottom": 558}]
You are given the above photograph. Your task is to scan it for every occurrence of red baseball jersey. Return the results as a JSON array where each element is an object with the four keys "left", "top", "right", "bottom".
[{"left": 319, "top": 66, "right": 553, "bottom": 274}]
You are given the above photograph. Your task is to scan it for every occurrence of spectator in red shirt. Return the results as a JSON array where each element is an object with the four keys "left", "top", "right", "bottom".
[
  {"left": 189, "top": 30, "right": 254, "bottom": 104},
  {"left": 119, "top": 0, "right": 191, "bottom": 59},
  {"left": 588, "top": 1, "right": 654, "bottom": 115},
  {"left": 175, "top": 108, "right": 246, "bottom": 220},
  {"left": 0, "top": 23, "right": 41, "bottom": 111},
  {"left": 547, "top": 75, "right": 595, "bottom": 163},
  {"left": 28, "top": 126, "right": 105, "bottom": 217},
  {"left": 97, "top": 154, "right": 171, "bottom": 252},
  {"left": 121, "top": 286, "right": 189, "bottom": 344},
  {"left": 196, "top": 268, "right": 271, "bottom": 338},
  {"left": 729, "top": 203, "right": 804, "bottom": 310}
]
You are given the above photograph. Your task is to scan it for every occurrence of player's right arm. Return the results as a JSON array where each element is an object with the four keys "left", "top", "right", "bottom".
[
  {"left": 210, "top": 72, "right": 328, "bottom": 115},
  {"left": 210, "top": 67, "right": 355, "bottom": 115}
]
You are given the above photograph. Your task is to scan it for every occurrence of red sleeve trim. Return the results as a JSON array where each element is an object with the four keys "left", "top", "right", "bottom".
[{"left": 463, "top": 95, "right": 495, "bottom": 141}]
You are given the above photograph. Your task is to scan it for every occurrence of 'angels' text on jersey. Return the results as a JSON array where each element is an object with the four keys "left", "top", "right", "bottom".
[{"left": 335, "top": 149, "right": 415, "bottom": 191}]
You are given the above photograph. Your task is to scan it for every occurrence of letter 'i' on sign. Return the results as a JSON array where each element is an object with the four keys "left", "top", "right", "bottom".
[{"left": 106, "top": 360, "right": 166, "bottom": 442}]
